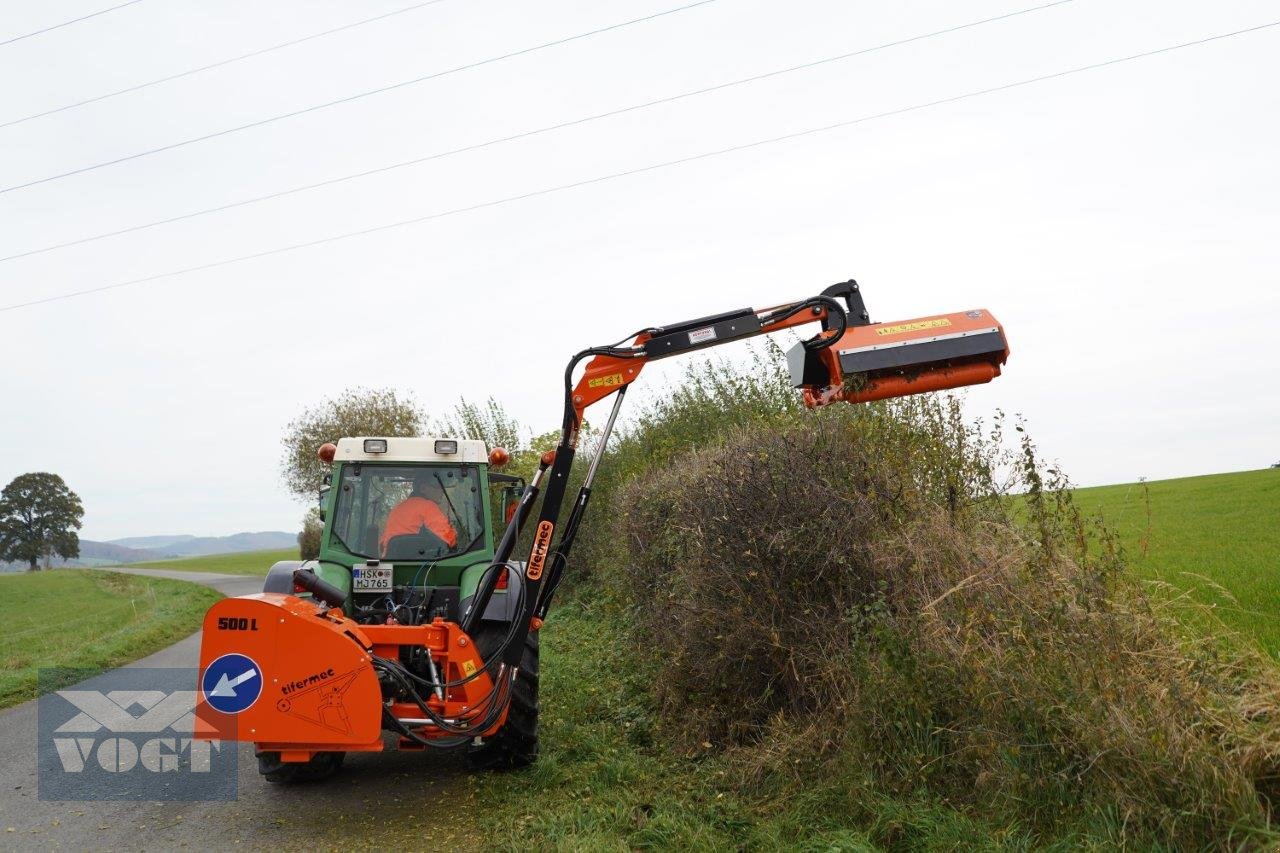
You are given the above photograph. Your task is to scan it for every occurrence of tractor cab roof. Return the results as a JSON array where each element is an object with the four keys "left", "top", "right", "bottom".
[{"left": 334, "top": 436, "right": 489, "bottom": 464}]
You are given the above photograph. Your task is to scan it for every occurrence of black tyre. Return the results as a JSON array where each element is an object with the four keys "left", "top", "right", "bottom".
[
  {"left": 467, "top": 626, "right": 539, "bottom": 771},
  {"left": 256, "top": 750, "right": 344, "bottom": 783}
]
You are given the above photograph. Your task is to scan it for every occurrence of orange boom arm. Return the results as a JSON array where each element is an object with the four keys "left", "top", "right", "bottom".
[{"left": 570, "top": 281, "right": 1008, "bottom": 426}]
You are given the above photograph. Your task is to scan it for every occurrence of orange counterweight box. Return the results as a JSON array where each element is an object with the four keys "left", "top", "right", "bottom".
[{"left": 195, "top": 594, "right": 502, "bottom": 762}]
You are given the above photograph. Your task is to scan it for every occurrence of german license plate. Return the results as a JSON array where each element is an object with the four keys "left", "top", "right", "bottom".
[{"left": 352, "top": 564, "right": 393, "bottom": 591}]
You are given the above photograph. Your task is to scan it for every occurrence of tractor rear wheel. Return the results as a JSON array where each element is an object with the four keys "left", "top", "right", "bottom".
[
  {"left": 467, "top": 627, "right": 539, "bottom": 771},
  {"left": 256, "top": 750, "right": 344, "bottom": 783}
]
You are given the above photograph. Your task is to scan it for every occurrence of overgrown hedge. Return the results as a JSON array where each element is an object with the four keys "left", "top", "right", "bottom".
[{"left": 573, "top": 344, "right": 1280, "bottom": 845}]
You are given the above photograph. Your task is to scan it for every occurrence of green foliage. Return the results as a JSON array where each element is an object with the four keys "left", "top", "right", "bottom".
[
  {"left": 619, "top": 410, "right": 1280, "bottom": 843},
  {"left": 279, "top": 387, "right": 423, "bottom": 499},
  {"left": 1072, "top": 469, "right": 1280, "bottom": 654},
  {"left": 0, "top": 472, "right": 84, "bottom": 570},
  {"left": 433, "top": 396, "right": 526, "bottom": 453},
  {"left": 125, "top": 548, "right": 294, "bottom": 575},
  {"left": 298, "top": 508, "right": 322, "bottom": 560},
  {"left": 280, "top": 388, "right": 528, "bottom": 510},
  {"left": 569, "top": 341, "right": 800, "bottom": 579},
  {"left": 0, "top": 570, "right": 221, "bottom": 708}
]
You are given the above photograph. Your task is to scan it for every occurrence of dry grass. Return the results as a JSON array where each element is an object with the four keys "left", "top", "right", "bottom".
[{"left": 615, "top": 402, "right": 1280, "bottom": 844}]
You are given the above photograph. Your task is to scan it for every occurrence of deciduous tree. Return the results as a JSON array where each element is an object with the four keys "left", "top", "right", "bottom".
[
  {"left": 0, "top": 473, "right": 84, "bottom": 571},
  {"left": 280, "top": 388, "right": 422, "bottom": 499},
  {"left": 297, "top": 508, "right": 322, "bottom": 560}
]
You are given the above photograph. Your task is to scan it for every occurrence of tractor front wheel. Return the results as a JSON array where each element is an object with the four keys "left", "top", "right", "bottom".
[
  {"left": 256, "top": 750, "right": 345, "bottom": 783},
  {"left": 467, "top": 627, "right": 539, "bottom": 771}
]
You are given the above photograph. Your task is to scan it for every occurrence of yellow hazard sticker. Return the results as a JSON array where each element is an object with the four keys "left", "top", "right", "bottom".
[
  {"left": 875, "top": 318, "right": 951, "bottom": 337},
  {"left": 587, "top": 372, "right": 625, "bottom": 389},
  {"left": 462, "top": 660, "right": 477, "bottom": 677}
]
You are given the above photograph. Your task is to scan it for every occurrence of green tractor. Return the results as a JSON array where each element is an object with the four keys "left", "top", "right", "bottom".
[{"left": 252, "top": 436, "right": 536, "bottom": 780}]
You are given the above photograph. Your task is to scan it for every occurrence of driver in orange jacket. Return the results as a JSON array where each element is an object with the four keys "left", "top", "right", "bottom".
[{"left": 380, "top": 472, "right": 458, "bottom": 556}]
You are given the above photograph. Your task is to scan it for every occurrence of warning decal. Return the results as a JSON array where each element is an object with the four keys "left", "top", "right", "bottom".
[
  {"left": 875, "top": 318, "right": 952, "bottom": 337},
  {"left": 274, "top": 667, "right": 362, "bottom": 735},
  {"left": 587, "top": 372, "right": 625, "bottom": 389}
]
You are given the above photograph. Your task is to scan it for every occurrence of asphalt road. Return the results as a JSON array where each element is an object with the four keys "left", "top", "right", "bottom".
[{"left": 0, "top": 568, "right": 479, "bottom": 850}]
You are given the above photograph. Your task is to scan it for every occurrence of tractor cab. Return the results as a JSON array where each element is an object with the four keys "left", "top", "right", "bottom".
[{"left": 263, "top": 436, "right": 524, "bottom": 629}]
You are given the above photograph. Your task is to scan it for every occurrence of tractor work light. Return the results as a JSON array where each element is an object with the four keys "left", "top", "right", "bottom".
[
  {"left": 363, "top": 439, "right": 388, "bottom": 454},
  {"left": 434, "top": 440, "right": 458, "bottom": 455}
]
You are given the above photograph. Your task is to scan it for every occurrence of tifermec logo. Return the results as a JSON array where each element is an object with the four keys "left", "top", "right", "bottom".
[
  {"left": 525, "top": 520, "right": 555, "bottom": 581},
  {"left": 37, "top": 668, "right": 237, "bottom": 801}
]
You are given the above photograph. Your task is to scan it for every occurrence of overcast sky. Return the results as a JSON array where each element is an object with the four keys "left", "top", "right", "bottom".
[{"left": 1, "top": 0, "right": 1276, "bottom": 541}]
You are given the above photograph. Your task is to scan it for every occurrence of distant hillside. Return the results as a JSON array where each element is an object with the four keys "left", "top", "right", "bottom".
[
  {"left": 108, "top": 534, "right": 196, "bottom": 551},
  {"left": 79, "top": 540, "right": 169, "bottom": 563},
  {"left": 1, "top": 530, "right": 297, "bottom": 572},
  {"left": 0, "top": 540, "right": 168, "bottom": 572},
  {"left": 107, "top": 531, "right": 296, "bottom": 557}
]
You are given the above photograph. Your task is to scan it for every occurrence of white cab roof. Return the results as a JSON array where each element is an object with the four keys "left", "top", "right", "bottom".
[{"left": 335, "top": 437, "right": 489, "bottom": 464}]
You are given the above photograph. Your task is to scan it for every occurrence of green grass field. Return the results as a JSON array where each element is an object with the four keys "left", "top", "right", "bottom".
[
  {"left": 125, "top": 547, "right": 295, "bottom": 575},
  {"left": 461, "top": 468, "right": 1280, "bottom": 848},
  {"left": 0, "top": 570, "right": 222, "bottom": 708},
  {"left": 1072, "top": 467, "right": 1280, "bottom": 654}
]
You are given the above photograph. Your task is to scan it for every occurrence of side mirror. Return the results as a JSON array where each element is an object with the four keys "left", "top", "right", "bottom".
[{"left": 317, "top": 484, "right": 331, "bottom": 521}]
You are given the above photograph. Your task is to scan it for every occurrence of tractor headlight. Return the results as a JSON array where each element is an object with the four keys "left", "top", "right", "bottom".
[
  {"left": 434, "top": 440, "right": 458, "bottom": 455},
  {"left": 363, "top": 439, "right": 388, "bottom": 454}
]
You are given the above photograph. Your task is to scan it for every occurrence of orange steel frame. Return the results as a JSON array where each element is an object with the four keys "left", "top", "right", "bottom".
[
  {"left": 197, "top": 593, "right": 504, "bottom": 762},
  {"left": 368, "top": 621, "right": 507, "bottom": 746},
  {"left": 253, "top": 620, "right": 504, "bottom": 760}
]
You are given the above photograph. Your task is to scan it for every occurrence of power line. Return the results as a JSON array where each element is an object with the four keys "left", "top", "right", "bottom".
[
  {"left": 0, "top": 0, "right": 1074, "bottom": 265},
  {"left": 0, "top": 0, "right": 144, "bottom": 48},
  {"left": 2, "top": 19, "right": 1275, "bottom": 314},
  {"left": 0, "top": 0, "right": 721, "bottom": 196},
  {"left": 0, "top": 0, "right": 458, "bottom": 130}
]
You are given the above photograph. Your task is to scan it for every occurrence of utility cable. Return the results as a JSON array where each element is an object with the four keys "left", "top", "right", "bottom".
[
  {"left": 0, "top": 0, "right": 1073, "bottom": 265},
  {"left": 0, "top": 0, "right": 458, "bottom": 129},
  {"left": 0, "top": 1, "right": 144, "bottom": 48},
  {"left": 0, "top": 0, "right": 721, "bottom": 196},
  {"left": 2, "top": 19, "right": 1275, "bottom": 314}
]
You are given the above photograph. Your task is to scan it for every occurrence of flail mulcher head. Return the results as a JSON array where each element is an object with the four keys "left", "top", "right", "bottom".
[{"left": 785, "top": 281, "right": 1009, "bottom": 405}]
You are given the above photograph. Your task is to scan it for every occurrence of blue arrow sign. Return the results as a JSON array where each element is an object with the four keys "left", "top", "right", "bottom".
[{"left": 201, "top": 652, "right": 263, "bottom": 714}]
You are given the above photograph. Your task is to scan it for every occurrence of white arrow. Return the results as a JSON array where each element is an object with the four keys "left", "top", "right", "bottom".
[{"left": 209, "top": 667, "right": 258, "bottom": 698}]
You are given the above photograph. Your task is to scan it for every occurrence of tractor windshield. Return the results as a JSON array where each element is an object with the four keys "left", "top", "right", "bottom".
[{"left": 331, "top": 464, "right": 485, "bottom": 561}]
